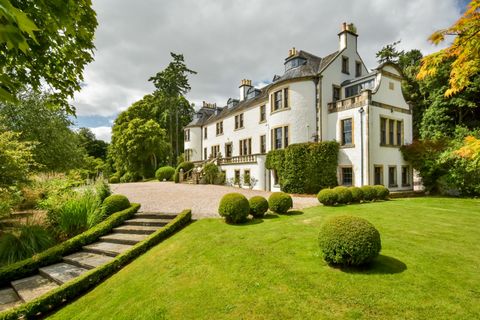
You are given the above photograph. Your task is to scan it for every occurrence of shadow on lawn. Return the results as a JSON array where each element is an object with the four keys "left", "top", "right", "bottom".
[
  {"left": 283, "top": 210, "right": 304, "bottom": 216},
  {"left": 339, "top": 255, "right": 407, "bottom": 275}
]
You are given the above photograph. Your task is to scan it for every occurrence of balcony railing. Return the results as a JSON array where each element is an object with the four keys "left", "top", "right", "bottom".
[
  {"left": 328, "top": 91, "right": 369, "bottom": 113},
  {"left": 219, "top": 154, "right": 258, "bottom": 165}
]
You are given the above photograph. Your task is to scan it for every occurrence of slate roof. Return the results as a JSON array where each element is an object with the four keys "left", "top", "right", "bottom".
[{"left": 186, "top": 49, "right": 340, "bottom": 128}]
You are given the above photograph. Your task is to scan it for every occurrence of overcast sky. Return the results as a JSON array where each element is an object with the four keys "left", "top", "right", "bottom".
[{"left": 72, "top": 0, "right": 467, "bottom": 142}]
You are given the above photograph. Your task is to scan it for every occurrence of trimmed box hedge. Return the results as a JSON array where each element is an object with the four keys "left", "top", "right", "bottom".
[
  {"left": 0, "top": 204, "right": 140, "bottom": 286},
  {"left": 0, "top": 209, "right": 192, "bottom": 320}
]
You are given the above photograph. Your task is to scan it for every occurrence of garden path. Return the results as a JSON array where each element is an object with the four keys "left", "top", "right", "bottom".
[{"left": 110, "top": 181, "right": 319, "bottom": 219}]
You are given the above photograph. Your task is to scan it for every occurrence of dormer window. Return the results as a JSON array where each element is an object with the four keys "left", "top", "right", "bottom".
[
  {"left": 285, "top": 57, "right": 306, "bottom": 71},
  {"left": 246, "top": 87, "right": 260, "bottom": 100},
  {"left": 227, "top": 98, "right": 239, "bottom": 109}
]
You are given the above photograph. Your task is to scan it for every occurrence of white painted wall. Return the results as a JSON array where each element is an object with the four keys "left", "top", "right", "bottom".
[{"left": 184, "top": 127, "right": 202, "bottom": 162}]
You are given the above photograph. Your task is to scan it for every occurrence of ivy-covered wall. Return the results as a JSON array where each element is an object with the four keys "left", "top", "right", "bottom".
[{"left": 266, "top": 141, "right": 339, "bottom": 194}]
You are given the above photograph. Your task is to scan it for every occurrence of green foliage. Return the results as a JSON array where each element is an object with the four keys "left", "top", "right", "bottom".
[
  {"left": 318, "top": 215, "right": 381, "bottom": 266},
  {"left": 373, "top": 185, "right": 390, "bottom": 200},
  {"left": 155, "top": 166, "right": 175, "bottom": 181},
  {"left": 0, "top": 204, "right": 140, "bottom": 287},
  {"left": 111, "top": 118, "right": 171, "bottom": 180},
  {"left": 317, "top": 188, "right": 338, "bottom": 206},
  {"left": 266, "top": 142, "right": 339, "bottom": 194},
  {"left": 249, "top": 196, "right": 269, "bottom": 218},
  {"left": 218, "top": 193, "right": 250, "bottom": 224},
  {"left": 333, "top": 186, "right": 353, "bottom": 204},
  {"left": 57, "top": 190, "right": 103, "bottom": 238},
  {"left": 108, "top": 175, "right": 120, "bottom": 184},
  {"left": 360, "top": 186, "right": 376, "bottom": 202},
  {"left": 77, "top": 128, "right": 108, "bottom": 160},
  {"left": 0, "top": 92, "right": 86, "bottom": 171},
  {"left": 101, "top": 195, "right": 130, "bottom": 217},
  {"left": 174, "top": 161, "right": 194, "bottom": 183},
  {"left": 268, "top": 192, "right": 293, "bottom": 214},
  {"left": 203, "top": 163, "right": 220, "bottom": 184},
  {"left": 0, "top": 209, "right": 190, "bottom": 320},
  {"left": 0, "top": 0, "right": 97, "bottom": 112},
  {"left": 0, "top": 224, "right": 55, "bottom": 266},
  {"left": 0, "top": 130, "right": 36, "bottom": 189},
  {"left": 349, "top": 187, "right": 364, "bottom": 203},
  {"left": 94, "top": 180, "right": 111, "bottom": 202},
  {"left": 120, "top": 172, "right": 138, "bottom": 183}
]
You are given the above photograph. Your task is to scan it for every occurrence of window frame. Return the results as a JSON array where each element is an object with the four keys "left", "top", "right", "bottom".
[
  {"left": 259, "top": 105, "right": 266, "bottom": 123},
  {"left": 374, "top": 165, "right": 384, "bottom": 186},
  {"left": 340, "top": 166, "right": 353, "bottom": 186},
  {"left": 185, "top": 129, "right": 190, "bottom": 142},
  {"left": 388, "top": 165, "right": 397, "bottom": 187},
  {"left": 401, "top": 165, "right": 411, "bottom": 187},
  {"left": 380, "top": 117, "right": 404, "bottom": 147},
  {"left": 271, "top": 125, "right": 289, "bottom": 150},
  {"left": 332, "top": 85, "right": 341, "bottom": 102},
  {"left": 260, "top": 134, "right": 266, "bottom": 154},
  {"left": 341, "top": 56, "right": 349, "bottom": 74},
  {"left": 204, "top": 127, "right": 207, "bottom": 139},
  {"left": 234, "top": 113, "right": 244, "bottom": 130},
  {"left": 340, "top": 117, "right": 353, "bottom": 147},
  {"left": 239, "top": 138, "right": 252, "bottom": 156},
  {"left": 216, "top": 121, "right": 223, "bottom": 136},
  {"left": 355, "top": 61, "right": 362, "bottom": 77}
]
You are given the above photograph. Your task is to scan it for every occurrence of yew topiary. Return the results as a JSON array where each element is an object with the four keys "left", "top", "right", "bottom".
[
  {"left": 333, "top": 186, "right": 353, "bottom": 204},
  {"left": 360, "top": 185, "right": 376, "bottom": 201},
  {"left": 249, "top": 196, "right": 269, "bottom": 218},
  {"left": 155, "top": 166, "right": 175, "bottom": 181},
  {"left": 317, "top": 188, "right": 338, "bottom": 206},
  {"left": 101, "top": 195, "right": 130, "bottom": 217},
  {"left": 349, "top": 187, "right": 364, "bottom": 203},
  {"left": 373, "top": 185, "right": 390, "bottom": 200},
  {"left": 318, "top": 215, "right": 381, "bottom": 266},
  {"left": 218, "top": 193, "right": 250, "bottom": 224},
  {"left": 268, "top": 192, "right": 293, "bottom": 214}
]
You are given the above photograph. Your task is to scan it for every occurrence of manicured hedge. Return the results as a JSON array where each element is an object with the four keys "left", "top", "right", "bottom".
[
  {"left": 0, "top": 209, "right": 191, "bottom": 320},
  {"left": 373, "top": 185, "right": 390, "bottom": 200},
  {"left": 333, "top": 186, "right": 353, "bottom": 204},
  {"left": 349, "top": 187, "right": 364, "bottom": 203},
  {"left": 0, "top": 204, "right": 140, "bottom": 287},
  {"left": 268, "top": 192, "right": 293, "bottom": 214},
  {"left": 317, "top": 188, "right": 337, "bottom": 206},
  {"left": 218, "top": 193, "right": 250, "bottom": 223},
  {"left": 318, "top": 215, "right": 381, "bottom": 266},
  {"left": 155, "top": 166, "right": 175, "bottom": 181},
  {"left": 249, "top": 196, "right": 269, "bottom": 218},
  {"left": 266, "top": 142, "right": 339, "bottom": 194}
]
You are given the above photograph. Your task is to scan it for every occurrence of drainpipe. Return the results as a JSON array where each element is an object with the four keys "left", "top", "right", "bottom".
[
  {"left": 313, "top": 76, "right": 322, "bottom": 141},
  {"left": 359, "top": 107, "right": 365, "bottom": 186}
]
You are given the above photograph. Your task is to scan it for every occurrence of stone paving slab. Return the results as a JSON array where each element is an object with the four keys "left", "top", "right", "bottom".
[
  {"left": 100, "top": 233, "right": 148, "bottom": 245},
  {"left": 11, "top": 275, "right": 58, "bottom": 302},
  {"left": 0, "top": 287, "right": 22, "bottom": 312},
  {"left": 83, "top": 241, "right": 133, "bottom": 257},
  {"left": 134, "top": 212, "right": 177, "bottom": 219},
  {"left": 39, "top": 263, "right": 89, "bottom": 285},
  {"left": 63, "top": 251, "right": 115, "bottom": 270},
  {"left": 113, "top": 225, "right": 159, "bottom": 234}
]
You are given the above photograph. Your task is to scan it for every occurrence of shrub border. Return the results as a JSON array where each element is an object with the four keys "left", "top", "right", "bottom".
[
  {"left": 0, "top": 209, "right": 192, "bottom": 320},
  {"left": 0, "top": 204, "right": 141, "bottom": 286}
]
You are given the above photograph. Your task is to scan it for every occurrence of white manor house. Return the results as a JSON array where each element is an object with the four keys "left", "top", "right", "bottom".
[{"left": 184, "top": 23, "right": 413, "bottom": 192}]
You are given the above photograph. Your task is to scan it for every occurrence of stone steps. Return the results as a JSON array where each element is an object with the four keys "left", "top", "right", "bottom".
[
  {"left": 63, "top": 251, "right": 115, "bottom": 270},
  {"left": 124, "top": 218, "right": 170, "bottom": 227},
  {"left": 100, "top": 233, "right": 148, "bottom": 245},
  {"left": 11, "top": 275, "right": 58, "bottom": 302},
  {"left": 113, "top": 225, "right": 159, "bottom": 234},
  {"left": 0, "top": 211, "right": 179, "bottom": 312}
]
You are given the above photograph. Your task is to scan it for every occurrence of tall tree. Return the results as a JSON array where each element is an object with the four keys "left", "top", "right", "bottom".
[
  {"left": 417, "top": 0, "right": 480, "bottom": 97},
  {"left": 0, "top": 92, "right": 84, "bottom": 171},
  {"left": 149, "top": 53, "right": 196, "bottom": 161},
  {"left": 77, "top": 127, "right": 109, "bottom": 160},
  {"left": 376, "top": 40, "right": 402, "bottom": 64},
  {"left": 0, "top": 0, "right": 97, "bottom": 113}
]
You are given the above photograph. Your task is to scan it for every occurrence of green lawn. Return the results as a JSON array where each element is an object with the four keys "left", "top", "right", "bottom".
[{"left": 49, "top": 197, "right": 480, "bottom": 320}]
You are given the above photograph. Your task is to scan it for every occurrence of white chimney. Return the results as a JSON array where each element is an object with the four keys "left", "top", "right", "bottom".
[
  {"left": 338, "top": 22, "right": 358, "bottom": 51},
  {"left": 239, "top": 79, "right": 252, "bottom": 102}
]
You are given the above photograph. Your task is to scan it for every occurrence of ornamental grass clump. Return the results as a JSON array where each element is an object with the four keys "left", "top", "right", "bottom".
[
  {"left": 318, "top": 215, "right": 381, "bottom": 266},
  {"left": 218, "top": 193, "right": 250, "bottom": 224},
  {"left": 249, "top": 196, "right": 269, "bottom": 218},
  {"left": 268, "top": 192, "right": 293, "bottom": 214},
  {"left": 317, "top": 188, "right": 338, "bottom": 206},
  {"left": 155, "top": 166, "right": 175, "bottom": 181},
  {"left": 333, "top": 186, "right": 353, "bottom": 204}
]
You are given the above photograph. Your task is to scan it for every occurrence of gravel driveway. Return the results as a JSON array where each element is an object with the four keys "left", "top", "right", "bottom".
[{"left": 110, "top": 181, "right": 319, "bottom": 219}]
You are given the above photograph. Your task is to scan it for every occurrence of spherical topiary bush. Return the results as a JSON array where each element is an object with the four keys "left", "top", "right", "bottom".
[
  {"left": 318, "top": 215, "right": 381, "bottom": 266},
  {"left": 349, "top": 187, "right": 364, "bottom": 203},
  {"left": 268, "top": 192, "right": 293, "bottom": 214},
  {"left": 218, "top": 193, "right": 250, "bottom": 224},
  {"left": 249, "top": 196, "right": 269, "bottom": 218},
  {"left": 360, "top": 185, "right": 376, "bottom": 201},
  {"left": 108, "top": 175, "right": 120, "bottom": 184},
  {"left": 101, "top": 194, "right": 130, "bottom": 216},
  {"left": 373, "top": 185, "right": 390, "bottom": 200},
  {"left": 155, "top": 166, "right": 175, "bottom": 181},
  {"left": 317, "top": 188, "right": 338, "bottom": 206},
  {"left": 333, "top": 186, "right": 353, "bottom": 204}
]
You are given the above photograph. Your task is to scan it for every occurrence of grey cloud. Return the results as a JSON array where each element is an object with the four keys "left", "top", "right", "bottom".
[{"left": 73, "top": 0, "right": 460, "bottom": 117}]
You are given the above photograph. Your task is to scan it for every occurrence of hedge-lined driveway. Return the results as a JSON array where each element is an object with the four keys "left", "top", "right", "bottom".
[{"left": 110, "top": 181, "right": 318, "bottom": 219}]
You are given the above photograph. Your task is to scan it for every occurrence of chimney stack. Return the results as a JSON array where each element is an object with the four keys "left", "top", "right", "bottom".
[
  {"left": 338, "top": 22, "right": 358, "bottom": 51},
  {"left": 239, "top": 79, "right": 253, "bottom": 101}
]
